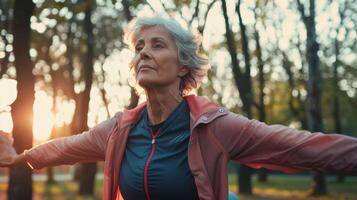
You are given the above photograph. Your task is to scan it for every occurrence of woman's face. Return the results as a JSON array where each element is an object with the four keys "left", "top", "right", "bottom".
[{"left": 131, "top": 26, "right": 187, "bottom": 91}]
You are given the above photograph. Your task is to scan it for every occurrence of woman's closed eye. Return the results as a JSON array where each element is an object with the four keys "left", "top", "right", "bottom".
[
  {"left": 152, "top": 42, "right": 165, "bottom": 49},
  {"left": 135, "top": 45, "right": 143, "bottom": 53},
  {"left": 134, "top": 41, "right": 166, "bottom": 53}
]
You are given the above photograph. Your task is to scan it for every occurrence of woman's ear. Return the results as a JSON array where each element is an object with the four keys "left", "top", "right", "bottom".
[{"left": 178, "top": 66, "right": 189, "bottom": 77}]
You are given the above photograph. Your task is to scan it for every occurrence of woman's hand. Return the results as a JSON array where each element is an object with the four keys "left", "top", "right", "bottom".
[{"left": 0, "top": 131, "right": 19, "bottom": 167}]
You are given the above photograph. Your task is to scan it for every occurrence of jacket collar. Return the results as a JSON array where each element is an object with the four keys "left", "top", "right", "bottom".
[
  {"left": 118, "top": 102, "right": 147, "bottom": 128},
  {"left": 185, "top": 95, "right": 219, "bottom": 121},
  {"left": 118, "top": 95, "right": 219, "bottom": 127}
]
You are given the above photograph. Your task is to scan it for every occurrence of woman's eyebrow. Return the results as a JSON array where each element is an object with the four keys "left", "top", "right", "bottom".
[
  {"left": 151, "top": 37, "right": 167, "bottom": 43},
  {"left": 134, "top": 39, "right": 144, "bottom": 46},
  {"left": 134, "top": 36, "right": 169, "bottom": 47}
]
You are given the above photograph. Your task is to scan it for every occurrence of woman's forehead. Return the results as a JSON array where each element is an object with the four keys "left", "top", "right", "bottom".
[{"left": 133, "top": 26, "right": 174, "bottom": 44}]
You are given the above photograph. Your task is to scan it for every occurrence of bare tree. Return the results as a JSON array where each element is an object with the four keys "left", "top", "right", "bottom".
[
  {"left": 78, "top": 0, "right": 97, "bottom": 195},
  {"left": 296, "top": 0, "right": 326, "bottom": 195},
  {"left": 331, "top": 0, "right": 348, "bottom": 183},
  {"left": 253, "top": 0, "right": 268, "bottom": 182},
  {"left": 122, "top": 0, "right": 140, "bottom": 109},
  {"left": 221, "top": 0, "right": 253, "bottom": 195},
  {"left": 235, "top": 0, "right": 255, "bottom": 194},
  {"left": 8, "top": 0, "right": 35, "bottom": 199}
]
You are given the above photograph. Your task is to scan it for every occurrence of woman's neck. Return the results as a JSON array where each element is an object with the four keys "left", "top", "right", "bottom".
[{"left": 146, "top": 87, "right": 183, "bottom": 125}]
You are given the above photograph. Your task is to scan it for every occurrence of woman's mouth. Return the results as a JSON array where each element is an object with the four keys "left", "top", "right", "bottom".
[{"left": 138, "top": 64, "right": 155, "bottom": 72}]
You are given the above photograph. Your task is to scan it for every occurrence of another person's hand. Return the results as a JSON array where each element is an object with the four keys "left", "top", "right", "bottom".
[{"left": 0, "top": 131, "right": 19, "bottom": 167}]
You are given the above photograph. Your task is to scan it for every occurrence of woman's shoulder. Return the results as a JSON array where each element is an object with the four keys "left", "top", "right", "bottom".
[{"left": 90, "top": 113, "right": 121, "bottom": 134}]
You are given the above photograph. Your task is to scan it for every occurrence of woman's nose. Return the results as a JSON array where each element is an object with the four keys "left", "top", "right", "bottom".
[{"left": 139, "top": 47, "right": 151, "bottom": 59}]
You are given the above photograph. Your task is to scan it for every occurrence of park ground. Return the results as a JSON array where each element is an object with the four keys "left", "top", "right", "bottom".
[{"left": 0, "top": 174, "right": 356, "bottom": 200}]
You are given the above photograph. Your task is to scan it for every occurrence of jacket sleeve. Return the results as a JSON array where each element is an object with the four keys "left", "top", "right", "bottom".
[
  {"left": 213, "top": 112, "right": 357, "bottom": 174},
  {"left": 24, "top": 113, "right": 120, "bottom": 170}
]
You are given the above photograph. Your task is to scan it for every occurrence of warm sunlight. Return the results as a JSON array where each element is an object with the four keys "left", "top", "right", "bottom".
[
  {"left": 0, "top": 79, "right": 17, "bottom": 110},
  {"left": 0, "top": 79, "right": 16, "bottom": 133},
  {"left": 32, "top": 90, "right": 54, "bottom": 142},
  {"left": 0, "top": 79, "right": 76, "bottom": 142},
  {"left": 53, "top": 99, "right": 75, "bottom": 128},
  {"left": 33, "top": 91, "right": 76, "bottom": 142},
  {"left": 0, "top": 112, "right": 12, "bottom": 133}
]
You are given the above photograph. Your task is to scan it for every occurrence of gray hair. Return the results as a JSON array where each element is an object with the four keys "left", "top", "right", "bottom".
[{"left": 124, "top": 15, "right": 210, "bottom": 95}]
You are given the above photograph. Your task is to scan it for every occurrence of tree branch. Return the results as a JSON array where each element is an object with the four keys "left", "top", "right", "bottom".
[
  {"left": 296, "top": 0, "right": 308, "bottom": 25},
  {"left": 188, "top": 0, "right": 200, "bottom": 26},
  {"left": 122, "top": 0, "right": 133, "bottom": 21},
  {"left": 309, "top": 0, "right": 315, "bottom": 19},
  {"left": 199, "top": 0, "right": 217, "bottom": 34},
  {"left": 144, "top": 0, "right": 167, "bottom": 14}
]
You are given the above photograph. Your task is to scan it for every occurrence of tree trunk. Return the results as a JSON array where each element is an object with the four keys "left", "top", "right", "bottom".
[
  {"left": 66, "top": 12, "right": 83, "bottom": 183},
  {"left": 221, "top": 0, "right": 253, "bottom": 194},
  {"left": 305, "top": 10, "right": 327, "bottom": 199},
  {"left": 122, "top": 0, "right": 140, "bottom": 109},
  {"left": 312, "top": 172, "right": 327, "bottom": 195},
  {"left": 295, "top": 34, "right": 309, "bottom": 130},
  {"left": 79, "top": 163, "right": 97, "bottom": 195},
  {"left": 333, "top": 38, "right": 344, "bottom": 182},
  {"left": 253, "top": 11, "right": 268, "bottom": 182},
  {"left": 78, "top": 1, "right": 97, "bottom": 195},
  {"left": 46, "top": 167, "right": 55, "bottom": 184},
  {"left": 296, "top": 0, "right": 327, "bottom": 195},
  {"left": 8, "top": 0, "right": 35, "bottom": 199},
  {"left": 333, "top": 4, "right": 345, "bottom": 183},
  {"left": 236, "top": 0, "right": 254, "bottom": 194}
]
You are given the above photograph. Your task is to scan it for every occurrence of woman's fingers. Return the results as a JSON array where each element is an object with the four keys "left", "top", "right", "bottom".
[{"left": 0, "top": 130, "right": 17, "bottom": 167}]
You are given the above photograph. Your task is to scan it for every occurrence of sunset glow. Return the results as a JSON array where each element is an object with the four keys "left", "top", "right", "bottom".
[
  {"left": 0, "top": 79, "right": 16, "bottom": 133},
  {"left": 32, "top": 90, "right": 54, "bottom": 141},
  {"left": 0, "top": 79, "right": 77, "bottom": 142}
]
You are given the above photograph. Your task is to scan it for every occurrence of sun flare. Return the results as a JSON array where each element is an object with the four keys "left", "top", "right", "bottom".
[
  {"left": 33, "top": 90, "right": 54, "bottom": 142},
  {"left": 0, "top": 78, "right": 75, "bottom": 143}
]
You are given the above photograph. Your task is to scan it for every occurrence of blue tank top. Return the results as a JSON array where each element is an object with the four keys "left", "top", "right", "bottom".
[{"left": 119, "top": 100, "right": 199, "bottom": 200}]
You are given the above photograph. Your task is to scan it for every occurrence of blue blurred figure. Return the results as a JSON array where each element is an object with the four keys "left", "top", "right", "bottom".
[{"left": 228, "top": 191, "right": 239, "bottom": 200}]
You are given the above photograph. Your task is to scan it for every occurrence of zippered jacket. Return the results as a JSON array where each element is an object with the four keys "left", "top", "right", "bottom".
[{"left": 24, "top": 95, "right": 357, "bottom": 200}]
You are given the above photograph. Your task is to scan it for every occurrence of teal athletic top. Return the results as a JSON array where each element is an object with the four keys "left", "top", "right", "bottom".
[{"left": 119, "top": 100, "right": 199, "bottom": 200}]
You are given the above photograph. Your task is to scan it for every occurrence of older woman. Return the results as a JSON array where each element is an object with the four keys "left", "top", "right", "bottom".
[{"left": 1, "top": 15, "right": 357, "bottom": 200}]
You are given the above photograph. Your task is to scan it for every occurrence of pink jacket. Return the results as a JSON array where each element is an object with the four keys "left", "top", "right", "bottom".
[{"left": 24, "top": 95, "right": 357, "bottom": 200}]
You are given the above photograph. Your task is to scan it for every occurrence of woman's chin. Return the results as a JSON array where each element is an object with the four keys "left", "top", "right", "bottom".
[{"left": 137, "top": 78, "right": 155, "bottom": 89}]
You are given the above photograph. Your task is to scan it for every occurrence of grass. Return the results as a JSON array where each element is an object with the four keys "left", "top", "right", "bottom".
[
  {"left": 0, "top": 174, "right": 356, "bottom": 199},
  {"left": 229, "top": 174, "right": 357, "bottom": 200},
  {"left": 0, "top": 180, "right": 103, "bottom": 200}
]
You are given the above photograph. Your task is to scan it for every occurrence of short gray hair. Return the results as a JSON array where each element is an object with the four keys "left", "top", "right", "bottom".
[{"left": 124, "top": 15, "right": 210, "bottom": 95}]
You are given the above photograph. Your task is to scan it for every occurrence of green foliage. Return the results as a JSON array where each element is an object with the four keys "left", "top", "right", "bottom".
[{"left": 228, "top": 174, "right": 357, "bottom": 199}]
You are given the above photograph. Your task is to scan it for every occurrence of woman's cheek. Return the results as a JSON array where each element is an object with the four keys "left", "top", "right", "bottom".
[{"left": 131, "top": 57, "right": 140, "bottom": 73}]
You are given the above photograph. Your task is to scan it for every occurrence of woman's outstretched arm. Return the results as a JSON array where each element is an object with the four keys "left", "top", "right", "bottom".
[
  {"left": 0, "top": 113, "right": 120, "bottom": 169},
  {"left": 213, "top": 111, "right": 357, "bottom": 174}
]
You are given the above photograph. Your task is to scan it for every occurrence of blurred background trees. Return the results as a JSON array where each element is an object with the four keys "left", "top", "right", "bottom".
[{"left": 0, "top": 0, "right": 356, "bottom": 199}]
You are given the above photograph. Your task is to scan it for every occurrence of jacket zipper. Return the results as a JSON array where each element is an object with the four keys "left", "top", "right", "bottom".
[{"left": 144, "top": 128, "right": 160, "bottom": 200}]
